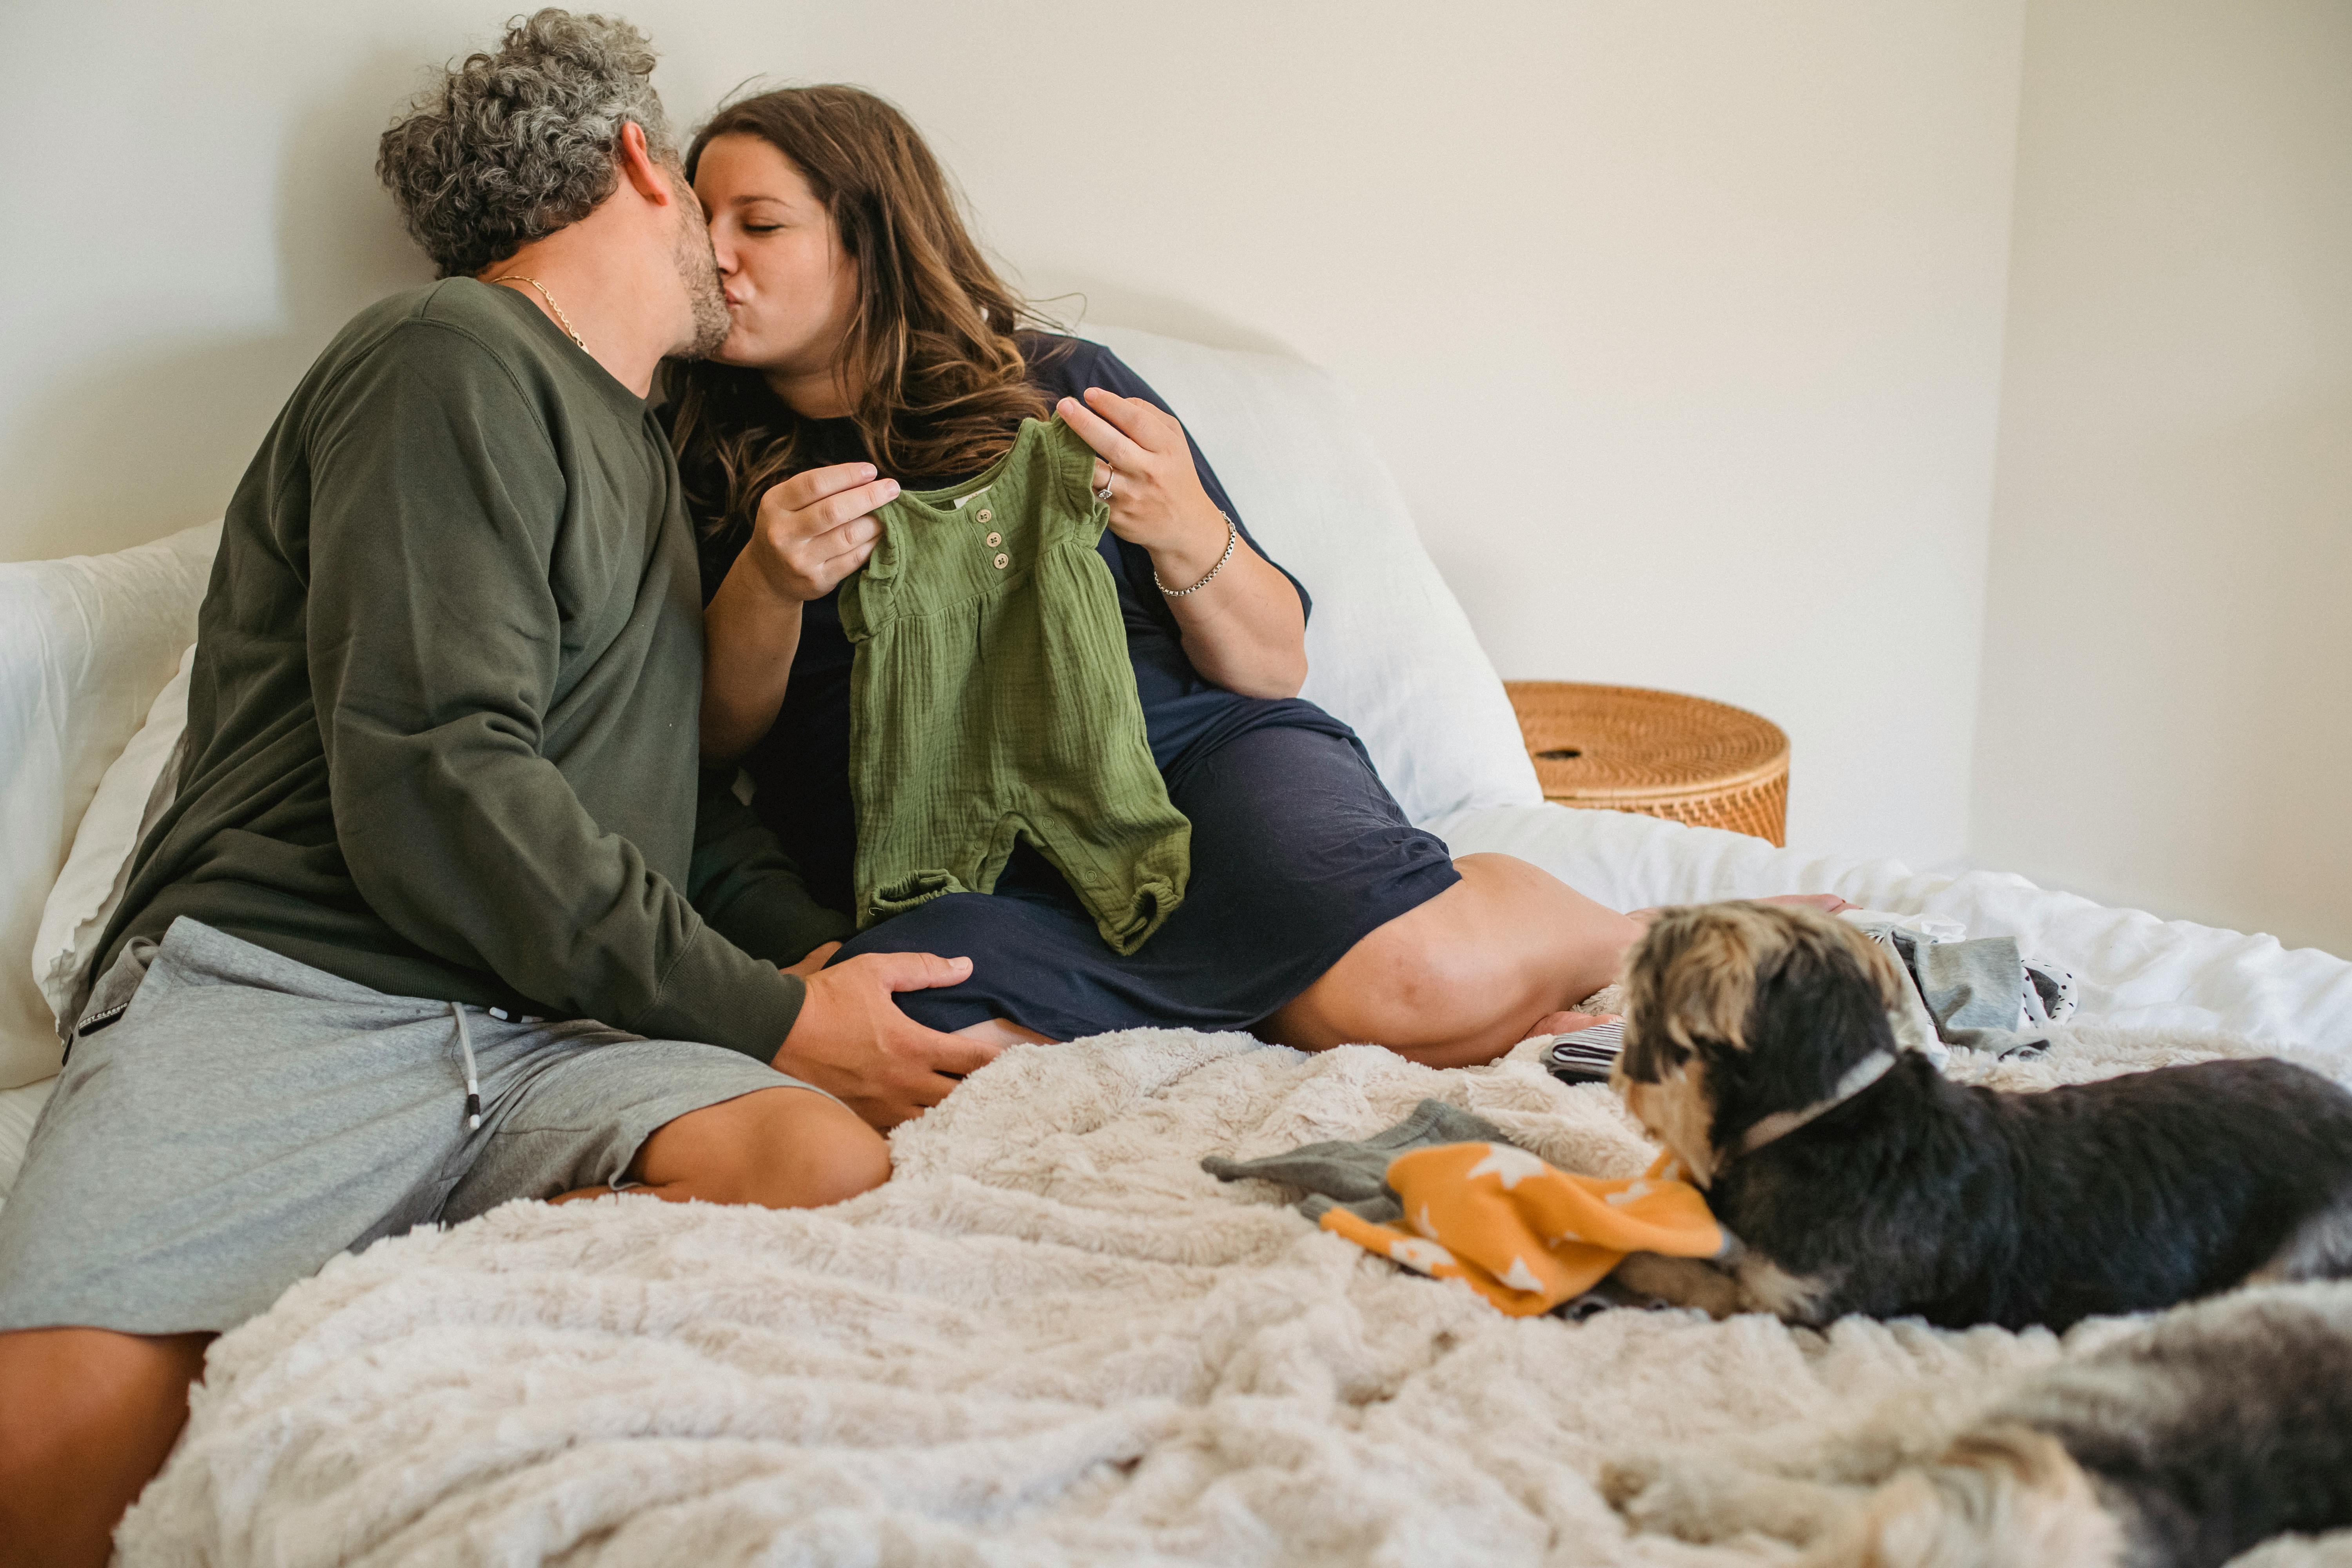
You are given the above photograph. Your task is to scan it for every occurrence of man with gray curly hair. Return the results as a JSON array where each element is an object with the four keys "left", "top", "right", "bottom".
[
  {"left": 0, "top": 13, "right": 991, "bottom": 1561},
  {"left": 377, "top": 7, "right": 731, "bottom": 352}
]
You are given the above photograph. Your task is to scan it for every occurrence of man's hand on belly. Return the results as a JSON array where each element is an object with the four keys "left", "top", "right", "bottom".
[{"left": 773, "top": 946, "right": 998, "bottom": 1129}]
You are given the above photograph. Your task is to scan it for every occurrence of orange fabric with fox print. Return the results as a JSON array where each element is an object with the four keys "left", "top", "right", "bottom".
[{"left": 1317, "top": 1145, "right": 1723, "bottom": 1316}]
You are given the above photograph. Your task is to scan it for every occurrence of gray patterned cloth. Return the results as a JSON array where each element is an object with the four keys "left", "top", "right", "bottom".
[{"left": 1203, "top": 1099, "right": 1511, "bottom": 1227}]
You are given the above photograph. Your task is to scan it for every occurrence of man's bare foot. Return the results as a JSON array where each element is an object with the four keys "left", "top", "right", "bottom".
[
  {"left": 1754, "top": 893, "right": 1855, "bottom": 915},
  {"left": 1523, "top": 1009, "right": 1619, "bottom": 1041}
]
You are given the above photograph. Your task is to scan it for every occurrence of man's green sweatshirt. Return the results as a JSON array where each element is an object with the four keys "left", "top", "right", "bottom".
[{"left": 92, "top": 279, "right": 848, "bottom": 1057}]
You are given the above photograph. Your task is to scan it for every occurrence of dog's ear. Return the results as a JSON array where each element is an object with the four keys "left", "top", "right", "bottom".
[
  {"left": 1721, "top": 910, "right": 1900, "bottom": 1123},
  {"left": 1617, "top": 904, "right": 1791, "bottom": 1185},
  {"left": 1619, "top": 904, "right": 1776, "bottom": 1081},
  {"left": 1621, "top": 904, "right": 1904, "bottom": 1179}
]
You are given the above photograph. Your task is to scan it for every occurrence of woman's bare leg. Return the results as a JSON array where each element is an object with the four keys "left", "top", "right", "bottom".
[
  {"left": 1264, "top": 853, "right": 1642, "bottom": 1069},
  {"left": 864, "top": 890, "right": 1849, "bottom": 1078}
]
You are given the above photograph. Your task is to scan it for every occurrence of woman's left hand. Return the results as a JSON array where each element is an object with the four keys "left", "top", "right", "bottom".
[
  {"left": 1056, "top": 388, "right": 1229, "bottom": 573},
  {"left": 1054, "top": 384, "right": 1309, "bottom": 701}
]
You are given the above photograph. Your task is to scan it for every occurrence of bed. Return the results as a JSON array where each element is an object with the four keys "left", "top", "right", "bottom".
[{"left": 3, "top": 327, "right": 2347, "bottom": 1565}]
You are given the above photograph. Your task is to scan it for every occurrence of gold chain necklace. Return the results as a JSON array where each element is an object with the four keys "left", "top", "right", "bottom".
[{"left": 486, "top": 274, "right": 587, "bottom": 352}]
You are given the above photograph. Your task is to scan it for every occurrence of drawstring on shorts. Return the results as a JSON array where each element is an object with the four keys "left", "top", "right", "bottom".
[{"left": 450, "top": 1001, "right": 483, "bottom": 1130}]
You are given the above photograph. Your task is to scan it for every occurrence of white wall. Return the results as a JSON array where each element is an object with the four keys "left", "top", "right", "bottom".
[
  {"left": 0, "top": 1, "right": 2026, "bottom": 867},
  {"left": 1971, "top": 0, "right": 2352, "bottom": 957}
]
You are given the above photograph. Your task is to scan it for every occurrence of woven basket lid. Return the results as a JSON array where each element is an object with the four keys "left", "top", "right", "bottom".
[{"left": 1503, "top": 682, "right": 1788, "bottom": 806}]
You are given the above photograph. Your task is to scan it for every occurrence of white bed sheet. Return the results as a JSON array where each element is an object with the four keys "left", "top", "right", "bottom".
[{"left": 1435, "top": 801, "right": 2352, "bottom": 1054}]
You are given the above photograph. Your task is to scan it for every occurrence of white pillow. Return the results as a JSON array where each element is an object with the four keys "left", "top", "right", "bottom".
[
  {"left": 0, "top": 521, "right": 216, "bottom": 1088},
  {"left": 1085, "top": 325, "right": 1542, "bottom": 824},
  {"left": 31, "top": 641, "right": 194, "bottom": 1040}
]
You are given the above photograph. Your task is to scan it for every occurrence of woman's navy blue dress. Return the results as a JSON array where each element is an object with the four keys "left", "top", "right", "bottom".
[{"left": 700, "top": 336, "right": 1459, "bottom": 1039}]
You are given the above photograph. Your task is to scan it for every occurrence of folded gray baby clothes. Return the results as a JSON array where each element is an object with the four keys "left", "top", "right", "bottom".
[
  {"left": 1898, "top": 932, "right": 2033, "bottom": 1049},
  {"left": 1896, "top": 933, "right": 2078, "bottom": 1055},
  {"left": 1839, "top": 910, "right": 2073, "bottom": 1058}
]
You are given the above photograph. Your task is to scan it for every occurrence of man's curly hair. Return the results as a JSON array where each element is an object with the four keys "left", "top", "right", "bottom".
[{"left": 377, "top": 9, "right": 677, "bottom": 279}]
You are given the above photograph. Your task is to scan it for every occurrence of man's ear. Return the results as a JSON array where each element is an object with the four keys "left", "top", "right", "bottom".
[{"left": 613, "top": 120, "right": 676, "bottom": 205}]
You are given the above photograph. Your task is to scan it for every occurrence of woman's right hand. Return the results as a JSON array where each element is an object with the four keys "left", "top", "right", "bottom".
[
  {"left": 744, "top": 461, "right": 902, "bottom": 603},
  {"left": 702, "top": 460, "right": 897, "bottom": 759}
]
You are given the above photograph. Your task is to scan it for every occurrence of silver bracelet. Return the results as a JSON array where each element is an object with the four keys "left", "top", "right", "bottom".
[{"left": 1154, "top": 514, "right": 1239, "bottom": 597}]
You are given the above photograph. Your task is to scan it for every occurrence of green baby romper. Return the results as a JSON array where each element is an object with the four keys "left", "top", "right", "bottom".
[{"left": 837, "top": 416, "right": 1191, "bottom": 955}]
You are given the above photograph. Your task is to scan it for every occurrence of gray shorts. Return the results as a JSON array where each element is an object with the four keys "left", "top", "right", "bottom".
[{"left": 0, "top": 918, "right": 823, "bottom": 1335}]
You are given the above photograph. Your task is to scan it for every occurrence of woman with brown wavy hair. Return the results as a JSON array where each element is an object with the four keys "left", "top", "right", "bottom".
[{"left": 671, "top": 86, "right": 1769, "bottom": 1123}]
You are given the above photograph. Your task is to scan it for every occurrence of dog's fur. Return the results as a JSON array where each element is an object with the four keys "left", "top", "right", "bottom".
[
  {"left": 1608, "top": 902, "right": 2352, "bottom": 1332},
  {"left": 1603, "top": 1282, "right": 2352, "bottom": 1568}
]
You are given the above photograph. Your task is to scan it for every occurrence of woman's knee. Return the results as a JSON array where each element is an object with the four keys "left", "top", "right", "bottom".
[
  {"left": 632, "top": 1088, "right": 890, "bottom": 1210},
  {"left": 1451, "top": 853, "right": 1639, "bottom": 992},
  {"left": 1271, "top": 854, "right": 1637, "bottom": 1053},
  {"left": 1271, "top": 897, "right": 1495, "bottom": 1050}
]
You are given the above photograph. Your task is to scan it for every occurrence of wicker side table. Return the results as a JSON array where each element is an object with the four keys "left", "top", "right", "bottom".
[{"left": 1502, "top": 682, "right": 1791, "bottom": 846}]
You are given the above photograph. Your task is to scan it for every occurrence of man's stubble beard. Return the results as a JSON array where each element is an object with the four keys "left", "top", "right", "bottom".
[
  {"left": 675, "top": 218, "right": 731, "bottom": 359},
  {"left": 670, "top": 176, "right": 731, "bottom": 359}
]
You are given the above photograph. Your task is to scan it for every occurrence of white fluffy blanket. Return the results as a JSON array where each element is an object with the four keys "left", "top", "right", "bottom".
[{"left": 123, "top": 1025, "right": 2352, "bottom": 1567}]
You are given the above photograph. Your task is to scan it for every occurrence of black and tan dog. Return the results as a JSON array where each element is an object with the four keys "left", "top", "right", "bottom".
[{"left": 1607, "top": 901, "right": 2352, "bottom": 1331}]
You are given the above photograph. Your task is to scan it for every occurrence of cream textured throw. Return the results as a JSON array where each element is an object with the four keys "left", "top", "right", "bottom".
[{"left": 123, "top": 1025, "right": 2352, "bottom": 1566}]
